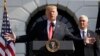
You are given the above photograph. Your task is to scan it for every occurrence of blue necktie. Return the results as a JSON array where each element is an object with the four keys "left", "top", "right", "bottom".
[{"left": 82, "top": 31, "right": 85, "bottom": 38}]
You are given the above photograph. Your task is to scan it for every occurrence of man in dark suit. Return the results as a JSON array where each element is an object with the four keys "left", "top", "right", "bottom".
[
  {"left": 15, "top": 5, "right": 76, "bottom": 42},
  {"left": 73, "top": 15, "right": 98, "bottom": 56},
  {"left": 25, "top": 5, "right": 76, "bottom": 56},
  {"left": 4, "top": 5, "right": 76, "bottom": 56}
]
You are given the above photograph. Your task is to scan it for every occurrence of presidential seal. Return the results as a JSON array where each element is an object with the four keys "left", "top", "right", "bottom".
[{"left": 46, "top": 39, "right": 60, "bottom": 52}]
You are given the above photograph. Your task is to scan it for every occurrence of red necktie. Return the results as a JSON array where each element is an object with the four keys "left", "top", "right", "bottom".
[{"left": 48, "top": 22, "right": 53, "bottom": 40}]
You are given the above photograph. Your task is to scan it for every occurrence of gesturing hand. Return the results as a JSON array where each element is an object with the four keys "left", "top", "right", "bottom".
[{"left": 4, "top": 33, "right": 16, "bottom": 42}]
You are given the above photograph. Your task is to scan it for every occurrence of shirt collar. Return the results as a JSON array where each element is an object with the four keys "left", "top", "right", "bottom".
[
  {"left": 47, "top": 20, "right": 56, "bottom": 25},
  {"left": 80, "top": 28, "right": 87, "bottom": 33}
]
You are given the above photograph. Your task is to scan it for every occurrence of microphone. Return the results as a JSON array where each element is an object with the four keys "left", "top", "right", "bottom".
[{"left": 51, "top": 22, "right": 55, "bottom": 27}]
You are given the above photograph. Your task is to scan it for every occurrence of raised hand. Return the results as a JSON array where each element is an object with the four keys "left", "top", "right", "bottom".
[{"left": 84, "top": 33, "right": 96, "bottom": 45}]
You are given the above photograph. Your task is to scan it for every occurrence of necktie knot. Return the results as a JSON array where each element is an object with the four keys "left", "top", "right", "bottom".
[{"left": 50, "top": 22, "right": 54, "bottom": 27}]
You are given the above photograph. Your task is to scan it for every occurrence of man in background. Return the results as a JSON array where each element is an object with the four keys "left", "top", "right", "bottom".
[{"left": 73, "top": 15, "right": 98, "bottom": 56}]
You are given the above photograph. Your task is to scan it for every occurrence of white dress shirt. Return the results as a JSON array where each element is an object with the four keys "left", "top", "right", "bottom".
[
  {"left": 80, "top": 29, "right": 88, "bottom": 39},
  {"left": 47, "top": 20, "right": 56, "bottom": 34}
]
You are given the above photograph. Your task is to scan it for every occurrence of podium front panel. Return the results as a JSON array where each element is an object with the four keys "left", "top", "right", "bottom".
[{"left": 32, "top": 41, "right": 75, "bottom": 54}]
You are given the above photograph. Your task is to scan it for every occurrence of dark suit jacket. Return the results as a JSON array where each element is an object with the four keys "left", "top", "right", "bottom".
[
  {"left": 16, "top": 20, "right": 77, "bottom": 42},
  {"left": 73, "top": 29, "right": 98, "bottom": 56},
  {"left": 16, "top": 20, "right": 79, "bottom": 56}
]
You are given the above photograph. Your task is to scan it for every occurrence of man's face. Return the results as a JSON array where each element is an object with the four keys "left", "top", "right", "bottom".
[
  {"left": 46, "top": 7, "right": 58, "bottom": 21},
  {"left": 79, "top": 17, "right": 88, "bottom": 29}
]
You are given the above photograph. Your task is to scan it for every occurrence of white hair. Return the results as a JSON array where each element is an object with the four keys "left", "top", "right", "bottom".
[{"left": 79, "top": 15, "right": 88, "bottom": 22}]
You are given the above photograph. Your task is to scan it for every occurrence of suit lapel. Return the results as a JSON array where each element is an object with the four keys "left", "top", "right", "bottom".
[
  {"left": 52, "top": 21, "right": 60, "bottom": 39},
  {"left": 43, "top": 20, "right": 48, "bottom": 40},
  {"left": 46, "top": 21, "right": 48, "bottom": 40},
  {"left": 87, "top": 30, "right": 92, "bottom": 37},
  {"left": 77, "top": 30, "right": 82, "bottom": 39}
]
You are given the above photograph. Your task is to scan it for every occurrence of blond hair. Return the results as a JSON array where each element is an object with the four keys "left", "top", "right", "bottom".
[{"left": 46, "top": 4, "right": 57, "bottom": 10}]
